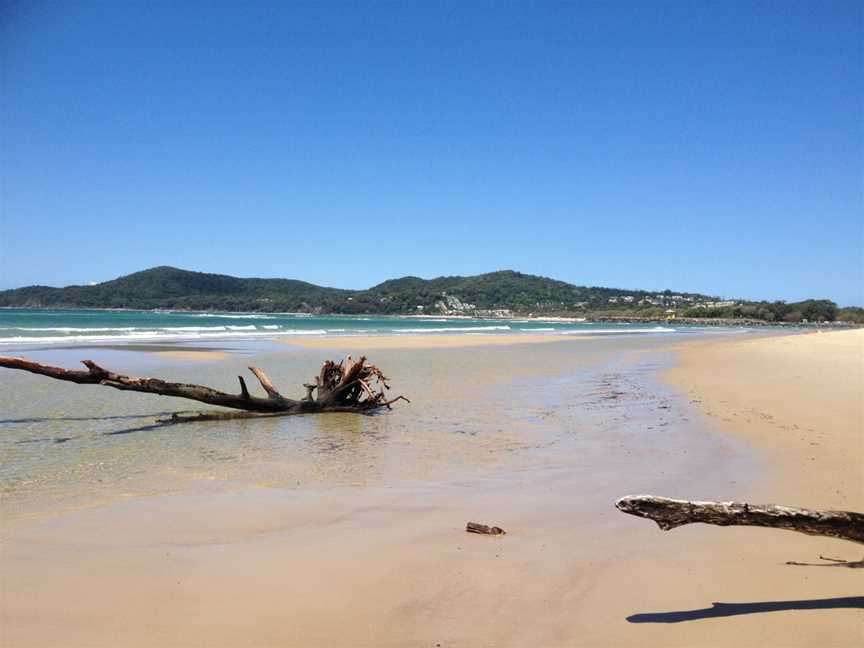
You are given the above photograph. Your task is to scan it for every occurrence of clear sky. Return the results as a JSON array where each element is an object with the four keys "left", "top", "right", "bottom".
[{"left": 1, "top": 1, "right": 861, "bottom": 304}]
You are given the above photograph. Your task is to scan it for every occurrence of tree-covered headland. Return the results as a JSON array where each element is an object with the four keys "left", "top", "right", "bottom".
[{"left": 0, "top": 266, "right": 859, "bottom": 324}]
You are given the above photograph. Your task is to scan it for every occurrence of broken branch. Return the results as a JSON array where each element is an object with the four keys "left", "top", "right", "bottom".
[{"left": 616, "top": 495, "right": 864, "bottom": 545}]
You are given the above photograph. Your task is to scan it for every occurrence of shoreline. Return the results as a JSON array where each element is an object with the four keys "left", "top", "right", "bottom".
[{"left": 1, "top": 330, "right": 861, "bottom": 646}]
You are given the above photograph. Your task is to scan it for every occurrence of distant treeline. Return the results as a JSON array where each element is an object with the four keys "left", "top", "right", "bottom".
[
  {"left": 0, "top": 266, "right": 859, "bottom": 323},
  {"left": 683, "top": 300, "right": 864, "bottom": 324}
]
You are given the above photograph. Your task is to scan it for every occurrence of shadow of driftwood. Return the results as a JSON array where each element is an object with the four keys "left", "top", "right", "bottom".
[
  {"left": 103, "top": 421, "right": 179, "bottom": 436},
  {"left": 2, "top": 413, "right": 174, "bottom": 425},
  {"left": 627, "top": 596, "right": 864, "bottom": 623},
  {"left": 787, "top": 556, "right": 864, "bottom": 569},
  {"left": 6, "top": 413, "right": 182, "bottom": 441}
]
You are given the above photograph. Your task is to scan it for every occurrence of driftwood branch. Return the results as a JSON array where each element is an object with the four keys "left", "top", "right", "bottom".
[
  {"left": 238, "top": 376, "right": 250, "bottom": 399},
  {"left": 616, "top": 495, "right": 864, "bottom": 546},
  {"left": 0, "top": 355, "right": 409, "bottom": 419},
  {"left": 248, "top": 366, "right": 282, "bottom": 399}
]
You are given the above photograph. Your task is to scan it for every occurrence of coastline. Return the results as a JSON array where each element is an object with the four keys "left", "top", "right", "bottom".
[{"left": 1, "top": 330, "right": 861, "bottom": 646}]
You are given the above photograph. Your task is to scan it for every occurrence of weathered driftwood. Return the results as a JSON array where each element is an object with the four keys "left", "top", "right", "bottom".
[
  {"left": 616, "top": 495, "right": 864, "bottom": 546},
  {"left": 0, "top": 355, "right": 408, "bottom": 421},
  {"left": 466, "top": 522, "right": 506, "bottom": 536}
]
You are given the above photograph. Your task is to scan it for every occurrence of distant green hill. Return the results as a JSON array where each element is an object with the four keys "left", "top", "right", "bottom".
[
  {"left": 0, "top": 266, "right": 854, "bottom": 322},
  {"left": 0, "top": 267, "right": 351, "bottom": 312}
]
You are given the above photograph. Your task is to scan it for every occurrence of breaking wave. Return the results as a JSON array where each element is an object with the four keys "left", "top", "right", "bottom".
[
  {"left": 0, "top": 328, "right": 331, "bottom": 345},
  {"left": 559, "top": 326, "right": 676, "bottom": 335},
  {"left": 393, "top": 325, "right": 512, "bottom": 333}
]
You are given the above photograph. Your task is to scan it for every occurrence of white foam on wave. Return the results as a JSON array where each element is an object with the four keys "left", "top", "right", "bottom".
[
  {"left": 1, "top": 326, "right": 141, "bottom": 332},
  {"left": 0, "top": 328, "right": 332, "bottom": 345},
  {"left": 559, "top": 326, "right": 676, "bottom": 335},
  {"left": 0, "top": 325, "right": 273, "bottom": 334},
  {"left": 393, "top": 325, "right": 512, "bottom": 333},
  {"left": 520, "top": 327, "right": 556, "bottom": 331},
  {"left": 686, "top": 326, "right": 750, "bottom": 333},
  {"left": 158, "top": 326, "right": 228, "bottom": 332}
]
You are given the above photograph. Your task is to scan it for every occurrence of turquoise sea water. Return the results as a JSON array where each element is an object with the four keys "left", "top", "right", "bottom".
[{"left": 0, "top": 308, "right": 742, "bottom": 346}]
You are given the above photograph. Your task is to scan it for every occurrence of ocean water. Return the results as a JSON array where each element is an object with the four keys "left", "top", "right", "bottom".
[
  {"left": 0, "top": 308, "right": 741, "bottom": 346},
  {"left": 0, "top": 333, "right": 756, "bottom": 522}
]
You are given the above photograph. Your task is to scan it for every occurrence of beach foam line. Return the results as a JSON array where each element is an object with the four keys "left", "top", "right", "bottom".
[
  {"left": 0, "top": 327, "right": 142, "bottom": 332},
  {"left": 0, "top": 325, "right": 292, "bottom": 333},
  {"left": 558, "top": 326, "right": 676, "bottom": 335},
  {"left": 0, "top": 328, "right": 332, "bottom": 345},
  {"left": 393, "top": 325, "right": 512, "bottom": 333},
  {"left": 160, "top": 326, "right": 228, "bottom": 332},
  {"left": 520, "top": 327, "right": 556, "bottom": 331}
]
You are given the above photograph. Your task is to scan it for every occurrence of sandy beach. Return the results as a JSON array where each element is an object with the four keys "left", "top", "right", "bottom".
[
  {"left": 4, "top": 2, "right": 860, "bottom": 645},
  {"left": 572, "top": 328, "right": 864, "bottom": 647},
  {"left": 283, "top": 333, "right": 591, "bottom": 349},
  {"left": 1, "top": 330, "right": 861, "bottom": 647},
  {"left": 666, "top": 329, "right": 863, "bottom": 508}
]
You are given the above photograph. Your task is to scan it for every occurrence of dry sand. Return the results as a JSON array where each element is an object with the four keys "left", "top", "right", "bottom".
[
  {"left": 666, "top": 328, "right": 863, "bottom": 508},
  {"left": 1, "top": 331, "right": 862, "bottom": 647},
  {"left": 572, "top": 328, "right": 864, "bottom": 647}
]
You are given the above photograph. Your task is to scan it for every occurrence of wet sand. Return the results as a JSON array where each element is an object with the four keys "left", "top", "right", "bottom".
[
  {"left": 283, "top": 333, "right": 592, "bottom": 349},
  {"left": 1, "top": 331, "right": 861, "bottom": 646},
  {"left": 149, "top": 349, "right": 230, "bottom": 361}
]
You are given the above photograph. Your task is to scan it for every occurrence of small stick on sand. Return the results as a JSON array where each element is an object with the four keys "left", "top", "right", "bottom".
[{"left": 466, "top": 522, "right": 506, "bottom": 536}]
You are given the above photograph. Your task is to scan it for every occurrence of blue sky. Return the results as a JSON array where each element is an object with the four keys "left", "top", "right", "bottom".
[{"left": 1, "top": 1, "right": 861, "bottom": 304}]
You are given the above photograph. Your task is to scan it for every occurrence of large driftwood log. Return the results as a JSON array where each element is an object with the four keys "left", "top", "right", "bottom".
[
  {"left": 0, "top": 355, "right": 408, "bottom": 421},
  {"left": 616, "top": 495, "right": 864, "bottom": 546}
]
